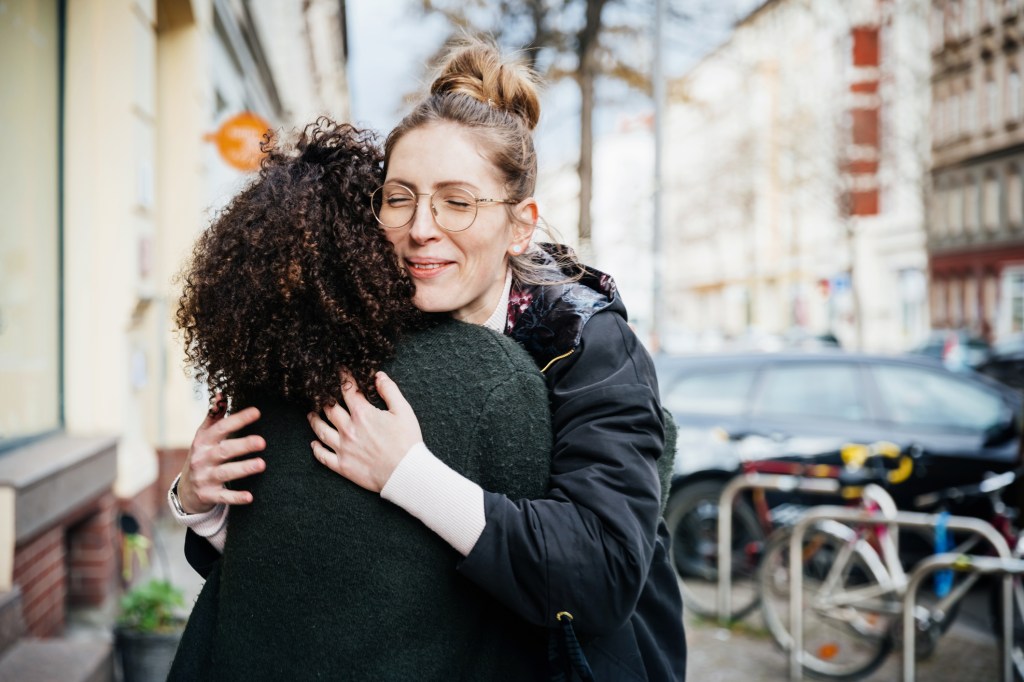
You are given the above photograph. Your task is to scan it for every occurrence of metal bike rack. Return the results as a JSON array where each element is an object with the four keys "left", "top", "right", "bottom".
[
  {"left": 902, "top": 553, "right": 1024, "bottom": 682},
  {"left": 716, "top": 472, "right": 840, "bottom": 624},
  {"left": 787, "top": 507, "right": 1011, "bottom": 682}
]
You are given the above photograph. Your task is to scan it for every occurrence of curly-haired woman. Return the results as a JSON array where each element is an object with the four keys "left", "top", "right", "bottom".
[
  {"left": 166, "top": 119, "right": 554, "bottom": 680},
  {"left": 173, "top": 39, "right": 687, "bottom": 681}
]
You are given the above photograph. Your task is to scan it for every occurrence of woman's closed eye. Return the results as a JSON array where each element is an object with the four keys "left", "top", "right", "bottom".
[{"left": 441, "top": 197, "right": 473, "bottom": 211}]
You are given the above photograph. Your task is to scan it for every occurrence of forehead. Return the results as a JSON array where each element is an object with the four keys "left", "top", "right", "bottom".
[{"left": 386, "top": 122, "right": 501, "bottom": 190}]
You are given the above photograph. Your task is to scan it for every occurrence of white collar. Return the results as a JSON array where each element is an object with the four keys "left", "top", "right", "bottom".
[{"left": 482, "top": 270, "right": 513, "bottom": 333}]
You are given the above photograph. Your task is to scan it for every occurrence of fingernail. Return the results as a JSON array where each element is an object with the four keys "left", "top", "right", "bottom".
[
  {"left": 208, "top": 397, "right": 227, "bottom": 418},
  {"left": 377, "top": 372, "right": 388, "bottom": 381}
]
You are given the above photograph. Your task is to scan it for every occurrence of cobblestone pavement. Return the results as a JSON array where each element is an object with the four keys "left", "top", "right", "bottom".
[{"left": 684, "top": 607, "right": 999, "bottom": 681}]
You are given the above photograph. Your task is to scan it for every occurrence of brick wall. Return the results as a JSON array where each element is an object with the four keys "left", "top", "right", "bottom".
[
  {"left": 12, "top": 527, "right": 66, "bottom": 637},
  {"left": 66, "top": 494, "right": 117, "bottom": 608}
]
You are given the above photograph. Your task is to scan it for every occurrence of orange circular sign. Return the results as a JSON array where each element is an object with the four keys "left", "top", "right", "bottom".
[{"left": 205, "top": 112, "right": 272, "bottom": 172}]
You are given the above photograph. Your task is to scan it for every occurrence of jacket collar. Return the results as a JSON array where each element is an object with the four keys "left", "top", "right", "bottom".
[{"left": 505, "top": 243, "right": 621, "bottom": 371}]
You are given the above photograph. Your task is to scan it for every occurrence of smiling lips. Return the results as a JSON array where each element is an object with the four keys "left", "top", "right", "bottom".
[{"left": 405, "top": 258, "right": 454, "bottom": 279}]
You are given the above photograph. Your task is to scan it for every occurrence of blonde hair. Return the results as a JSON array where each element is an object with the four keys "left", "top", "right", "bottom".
[{"left": 385, "top": 37, "right": 580, "bottom": 286}]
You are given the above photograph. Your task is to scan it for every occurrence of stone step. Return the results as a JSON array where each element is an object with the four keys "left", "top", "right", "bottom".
[
  {"left": 0, "top": 638, "right": 113, "bottom": 682},
  {"left": 0, "top": 590, "right": 26, "bottom": 657}
]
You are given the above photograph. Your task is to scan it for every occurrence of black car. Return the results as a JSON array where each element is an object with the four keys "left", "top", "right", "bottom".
[
  {"left": 655, "top": 350, "right": 1022, "bottom": 618},
  {"left": 977, "top": 334, "right": 1024, "bottom": 391},
  {"left": 907, "top": 328, "right": 993, "bottom": 372}
]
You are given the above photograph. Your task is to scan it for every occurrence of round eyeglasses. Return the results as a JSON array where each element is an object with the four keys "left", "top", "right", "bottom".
[{"left": 370, "top": 183, "right": 517, "bottom": 233}]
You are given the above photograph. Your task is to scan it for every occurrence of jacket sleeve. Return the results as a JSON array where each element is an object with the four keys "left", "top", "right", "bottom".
[
  {"left": 457, "top": 310, "right": 664, "bottom": 637},
  {"left": 184, "top": 528, "right": 223, "bottom": 579}
]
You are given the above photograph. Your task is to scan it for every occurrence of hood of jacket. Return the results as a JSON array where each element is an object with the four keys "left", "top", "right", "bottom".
[{"left": 505, "top": 243, "right": 624, "bottom": 371}]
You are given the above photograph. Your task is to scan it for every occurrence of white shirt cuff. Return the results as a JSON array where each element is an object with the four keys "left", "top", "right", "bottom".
[
  {"left": 380, "top": 443, "right": 487, "bottom": 556},
  {"left": 167, "top": 474, "right": 228, "bottom": 552}
]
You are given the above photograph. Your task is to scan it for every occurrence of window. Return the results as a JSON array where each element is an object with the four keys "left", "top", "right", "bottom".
[
  {"left": 984, "top": 172, "right": 1000, "bottom": 230},
  {"left": 661, "top": 369, "right": 756, "bottom": 416},
  {"left": 752, "top": 363, "right": 868, "bottom": 422},
  {"left": 964, "top": 81, "right": 975, "bottom": 134},
  {"left": 985, "top": 0, "right": 999, "bottom": 26},
  {"left": 1008, "top": 167, "right": 1023, "bottom": 225},
  {"left": 874, "top": 365, "right": 1004, "bottom": 431},
  {"left": 1001, "top": 267, "right": 1024, "bottom": 335},
  {"left": 0, "top": 0, "right": 62, "bottom": 447},
  {"left": 965, "top": 179, "right": 981, "bottom": 231},
  {"left": 932, "top": 187, "right": 948, "bottom": 235},
  {"left": 964, "top": 0, "right": 978, "bottom": 35},
  {"left": 949, "top": 184, "right": 964, "bottom": 235},
  {"left": 1008, "top": 68, "right": 1021, "bottom": 122},
  {"left": 987, "top": 73, "right": 1000, "bottom": 130},
  {"left": 932, "top": 6, "right": 945, "bottom": 50},
  {"left": 950, "top": 90, "right": 958, "bottom": 138}
]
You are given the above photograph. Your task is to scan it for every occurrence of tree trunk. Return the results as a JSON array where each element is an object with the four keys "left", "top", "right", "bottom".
[{"left": 576, "top": 0, "right": 606, "bottom": 254}]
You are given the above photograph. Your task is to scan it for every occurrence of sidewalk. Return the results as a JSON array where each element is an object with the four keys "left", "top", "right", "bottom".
[
  {"left": 684, "top": 604, "right": 999, "bottom": 681},
  {"left": 152, "top": 516, "right": 1000, "bottom": 681}
]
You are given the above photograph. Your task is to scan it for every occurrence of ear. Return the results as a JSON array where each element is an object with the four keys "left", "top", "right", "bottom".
[{"left": 509, "top": 197, "right": 538, "bottom": 256}]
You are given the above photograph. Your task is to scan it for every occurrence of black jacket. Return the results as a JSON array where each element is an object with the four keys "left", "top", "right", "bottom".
[{"left": 458, "top": 253, "right": 687, "bottom": 680}]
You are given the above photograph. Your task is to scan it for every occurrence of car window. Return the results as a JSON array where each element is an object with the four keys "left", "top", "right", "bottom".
[
  {"left": 873, "top": 365, "right": 1004, "bottom": 430},
  {"left": 661, "top": 369, "right": 756, "bottom": 416},
  {"left": 752, "top": 363, "right": 868, "bottom": 422}
]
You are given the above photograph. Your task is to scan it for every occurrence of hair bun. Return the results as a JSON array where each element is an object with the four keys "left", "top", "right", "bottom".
[{"left": 430, "top": 39, "right": 541, "bottom": 131}]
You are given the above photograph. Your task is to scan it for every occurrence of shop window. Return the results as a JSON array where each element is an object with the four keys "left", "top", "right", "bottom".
[{"left": 0, "top": 0, "right": 62, "bottom": 448}]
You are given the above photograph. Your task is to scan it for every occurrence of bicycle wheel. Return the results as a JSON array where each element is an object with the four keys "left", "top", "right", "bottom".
[
  {"left": 665, "top": 479, "right": 765, "bottom": 621},
  {"left": 758, "top": 523, "right": 895, "bottom": 680}
]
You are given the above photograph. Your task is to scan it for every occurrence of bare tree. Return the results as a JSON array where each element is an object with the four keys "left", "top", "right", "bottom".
[{"left": 414, "top": 0, "right": 679, "bottom": 249}]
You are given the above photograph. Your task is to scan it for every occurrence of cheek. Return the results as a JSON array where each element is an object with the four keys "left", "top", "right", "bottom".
[{"left": 384, "top": 231, "right": 402, "bottom": 249}]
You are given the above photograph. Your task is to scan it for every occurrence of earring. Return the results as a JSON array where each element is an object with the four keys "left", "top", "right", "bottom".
[{"left": 511, "top": 245, "right": 523, "bottom": 254}]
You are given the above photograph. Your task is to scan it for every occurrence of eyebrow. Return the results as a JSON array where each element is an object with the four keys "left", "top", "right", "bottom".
[{"left": 385, "top": 178, "right": 482, "bottom": 193}]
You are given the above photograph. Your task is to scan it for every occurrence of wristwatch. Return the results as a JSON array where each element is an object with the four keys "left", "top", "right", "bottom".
[{"left": 168, "top": 474, "right": 190, "bottom": 516}]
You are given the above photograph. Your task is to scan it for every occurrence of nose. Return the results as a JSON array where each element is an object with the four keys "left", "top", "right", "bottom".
[{"left": 407, "top": 193, "right": 443, "bottom": 243}]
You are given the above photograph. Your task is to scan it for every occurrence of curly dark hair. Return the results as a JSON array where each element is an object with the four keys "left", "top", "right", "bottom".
[{"left": 176, "top": 118, "right": 420, "bottom": 408}]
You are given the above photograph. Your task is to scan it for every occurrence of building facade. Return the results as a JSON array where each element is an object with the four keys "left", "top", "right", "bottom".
[
  {"left": 663, "top": 0, "right": 931, "bottom": 352},
  {"left": 0, "top": 0, "right": 348, "bottom": 655},
  {"left": 929, "top": 0, "right": 1024, "bottom": 342}
]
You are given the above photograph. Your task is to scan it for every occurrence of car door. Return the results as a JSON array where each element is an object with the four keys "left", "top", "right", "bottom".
[
  {"left": 659, "top": 361, "right": 759, "bottom": 477},
  {"left": 743, "top": 358, "right": 890, "bottom": 465},
  {"left": 865, "top": 361, "right": 1019, "bottom": 498}
]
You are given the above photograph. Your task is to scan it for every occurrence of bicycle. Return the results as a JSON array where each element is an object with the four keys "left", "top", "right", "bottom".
[
  {"left": 757, "top": 446, "right": 1019, "bottom": 680},
  {"left": 666, "top": 457, "right": 844, "bottom": 621}
]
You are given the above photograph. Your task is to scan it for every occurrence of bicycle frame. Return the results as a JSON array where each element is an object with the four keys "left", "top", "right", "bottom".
[{"left": 787, "top": 507, "right": 1012, "bottom": 682}]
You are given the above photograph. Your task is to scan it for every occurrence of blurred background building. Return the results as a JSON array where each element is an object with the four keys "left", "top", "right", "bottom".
[
  {"left": 929, "top": 0, "right": 1024, "bottom": 342},
  {"left": 662, "top": 0, "right": 931, "bottom": 353},
  {"left": 0, "top": 0, "right": 348, "bottom": 671}
]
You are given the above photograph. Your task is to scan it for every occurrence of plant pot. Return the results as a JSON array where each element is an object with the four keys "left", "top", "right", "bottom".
[{"left": 115, "top": 625, "right": 184, "bottom": 682}]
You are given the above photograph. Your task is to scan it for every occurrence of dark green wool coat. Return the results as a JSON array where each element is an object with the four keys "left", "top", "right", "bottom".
[{"left": 169, "top": 320, "right": 553, "bottom": 681}]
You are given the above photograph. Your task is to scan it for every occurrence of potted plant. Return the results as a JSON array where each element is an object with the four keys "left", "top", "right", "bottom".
[
  {"left": 114, "top": 515, "right": 188, "bottom": 682},
  {"left": 115, "top": 578, "right": 186, "bottom": 682}
]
